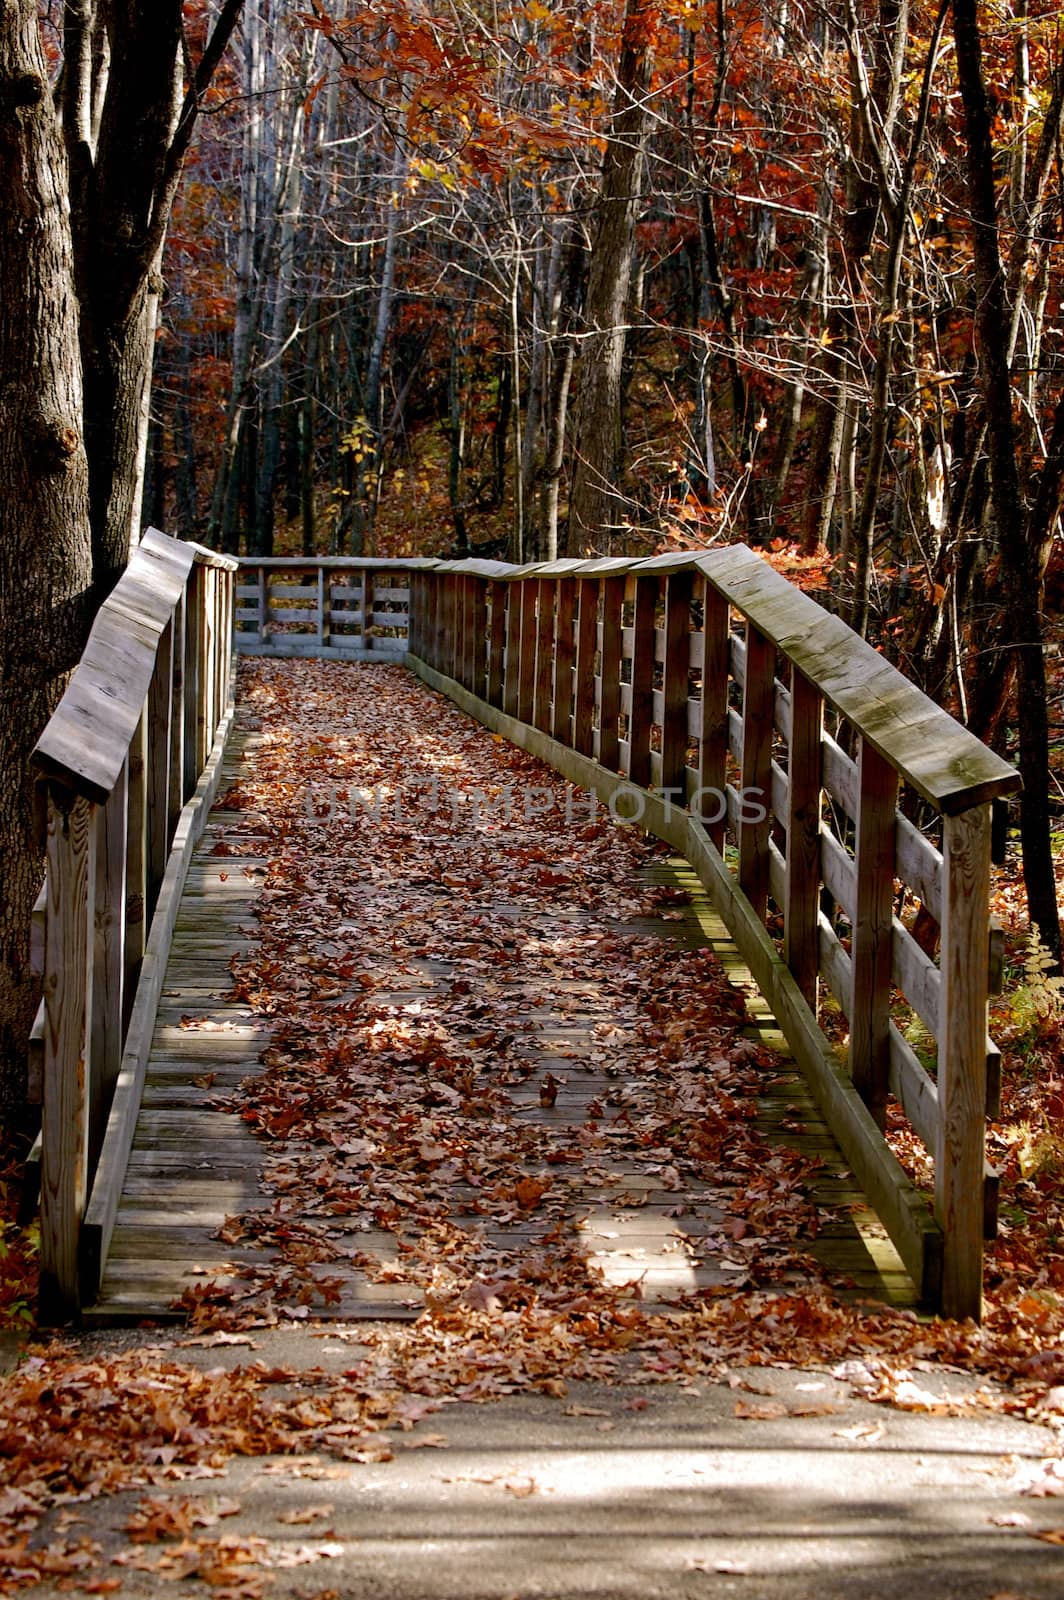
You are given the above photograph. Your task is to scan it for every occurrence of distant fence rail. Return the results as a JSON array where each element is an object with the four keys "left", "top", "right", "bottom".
[
  {"left": 405, "top": 548, "right": 1021, "bottom": 1321},
  {"left": 235, "top": 557, "right": 412, "bottom": 659},
  {"left": 30, "top": 529, "right": 236, "bottom": 1320}
]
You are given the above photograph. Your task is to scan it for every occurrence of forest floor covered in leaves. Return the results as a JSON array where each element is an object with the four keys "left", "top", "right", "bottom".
[{"left": 2, "top": 658, "right": 1064, "bottom": 1596}]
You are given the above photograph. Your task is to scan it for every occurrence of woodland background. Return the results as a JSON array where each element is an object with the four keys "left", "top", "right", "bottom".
[
  {"left": 3, "top": 0, "right": 1064, "bottom": 1107},
  {"left": 135, "top": 0, "right": 1064, "bottom": 957}
]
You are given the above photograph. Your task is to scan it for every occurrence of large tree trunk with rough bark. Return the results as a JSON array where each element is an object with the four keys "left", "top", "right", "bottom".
[
  {"left": 0, "top": 2, "right": 94, "bottom": 1116},
  {"left": 0, "top": 1, "right": 245, "bottom": 1112}
]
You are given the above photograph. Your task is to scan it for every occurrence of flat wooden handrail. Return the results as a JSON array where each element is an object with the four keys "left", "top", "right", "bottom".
[
  {"left": 30, "top": 529, "right": 237, "bottom": 1320},
  {"left": 405, "top": 546, "right": 1022, "bottom": 1320},
  {"left": 415, "top": 548, "right": 1019, "bottom": 815}
]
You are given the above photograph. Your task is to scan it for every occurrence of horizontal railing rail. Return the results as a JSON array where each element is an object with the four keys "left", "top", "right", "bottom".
[
  {"left": 405, "top": 547, "right": 1021, "bottom": 1321},
  {"left": 30, "top": 529, "right": 237, "bottom": 1320},
  {"left": 235, "top": 557, "right": 414, "bottom": 659}
]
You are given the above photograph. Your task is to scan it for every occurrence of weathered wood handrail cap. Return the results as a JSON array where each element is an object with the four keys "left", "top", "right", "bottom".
[
  {"left": 143, "top": 529, "right": 236, "bottom": 572},
  {"left": 33, "top": 608, "right": 160, "bottom": 801},
  {"left": 525, "top": 558, "right": 590, "bottom": 576},
  {"left": 692, "top": 546, "right": 1020, "bottom": 813},
  {"left": 569, "top": 555, "right": 638, "bottom": 576},
  {"left": 445, "top": 558, "right": 516, "bottom": 577},
  {"left": 234, "top": 555, "right": 420, "bottom": 569},
  {"left": 629, "top": 550, "right": 705, "bottom": 573}
]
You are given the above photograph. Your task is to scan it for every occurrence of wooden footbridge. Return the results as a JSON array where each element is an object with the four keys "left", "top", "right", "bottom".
[{"left": 29, "top": 532, "right": 1019, "bottom": 1324}]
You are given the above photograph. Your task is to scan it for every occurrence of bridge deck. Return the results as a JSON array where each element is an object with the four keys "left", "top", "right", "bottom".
[{"left": 89, "top": 660, "right": 915, "bottom": 1325}]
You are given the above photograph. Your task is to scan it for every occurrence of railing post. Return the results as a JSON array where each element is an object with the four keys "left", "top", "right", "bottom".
[
  {"left": 699, "top": 581, "right": 729, "bottom": 849},
  {"left": 454, "top": 575, "right": 468, "bottom": 685},
  {"left": 661, "top": 571, "right": 692, "bottom": 802},
  {"left": 783, "top": 668, "right": 823, "bottom": 1006},
  {"left": 552, "top": 577, "right": 575, "bottom": 743},
  {"left": 573, "top": 578, "right": 597, "bottom": 757},
  {"left": 427, "top": 571, "right": 441, "bottom": 669},
  {"left": 850, "top": 738, "right": 897, "bottom": 1126},
  {"left": 462, "top": 576, "right": 476, "bottom": 691},
  {"left": 447, "top": 572, "right": 460, "bottom": 678},
  {"left": 39, "top": 784, "right": 96, "bottom": 1322},
  {"left": 627, "top": 573, "right": 656, "bottom": 787},
  {"left": 364, "top": 568, "right": 375, "bottom": 656},
  {"left": 738, "top": 624, "right": 774, "bottom": 916},
  {"left": 533, "top": 577, "right": 553, "bottom": 733},
  {"left": 317, "top": 565, "right": 328, "bottom": 652},
  {"left": 168, "top": 591, "right": 186, "bottom": 843},
  {"left": 471, "top": 577, "right": 488, "bottom": 698},
  {"left": 124, "top": 708, "right": 147, "bottom": 1030},
  {"left": 937, "top": 802, "right": 991, "bottom": 1320},
  {"left": 517, "top": 578, "right": 537, "bottom": 724},
  {"left": 90, "top": 762, "right": 127, "bottom": 1177},
  {"left": 257, "top": 564, "right": 268, "bottom": 645},
  {"left": 147, "top": 619, "right": 174, "bottom": 921},
  {"left": 598, "top": 574, "right": 624, "bottom": 772},
  {"left": 184, "top": 564, "right": 203, "bottom": 799},
  {"left": 487, "top": 580, "right": 506, "bottom": 706},
  {"left": 503, "top": 579, "right": 521, "bottom": 716}
]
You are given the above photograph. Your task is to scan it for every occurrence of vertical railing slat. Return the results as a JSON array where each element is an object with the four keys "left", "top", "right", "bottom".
[
  {"left": 471, "top": 577, "right": 488, "bottom": 697},
  {"left": 146, "top": 620, "right": 174, "bottom": 920},
  {"left": 937, "top": 802, "right": 991, "bottom": 1321},
  {"left": 487, "top": 580, "right": 507, "bottom": 706},
  {"left": 39, "top": 786, "right": 96, "bottom": 1322},
  {"left": 517, "top": 579, "right": 537, "bottom": 725},
  {"left": 552, "top": 578, "right": 575, "bottom": 743},
  {"left": 660, "top": 572, "right": 692, "bottom": 802},
  {"left": 627, "top": 574, "right": 657, "bottom": 787},
  {"left": 598, "top": 575, "right": 624, "bottom": 772},
  {"left": 124, "top": 709, "right": 148, "bottom": 1031},
  {"left": 573, "top": 578, "right": 597, "bottom": 758},
  {"left": 90, "top": 762, "right": 127, "bottom": 1176},
  {"left": 850, "top": 738, "right": 897, "bottom": 1127},
  {"left": 699, "top": 582, "right": 729, "bottom": 848},
  {"left": 738, "top": 624, "right": 774, "bottom": 916},
  {"left": 783, "top": 669, "right": 823, "bottom": 1006},
  {"left": 533, "top": 577, "right": 553, "bottom": 734}
]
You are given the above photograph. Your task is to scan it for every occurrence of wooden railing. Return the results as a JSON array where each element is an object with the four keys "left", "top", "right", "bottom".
[
  {"left": 406, "top": 549, "right": 1021, "bottom": 1320},
  {"left": 235, "top": 557, "right": 412, "bottom": 659},
  {"left": 30, "top": 530, "right": 237, "bottom": 1320},
  {"left": 27, "top": 540, "right": 1019, "bottom": 1322}
]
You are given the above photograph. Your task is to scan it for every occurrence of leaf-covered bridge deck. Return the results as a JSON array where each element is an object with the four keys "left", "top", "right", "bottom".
[{"left": 90, "top": 660, "right": 915, "bottom": 1325}]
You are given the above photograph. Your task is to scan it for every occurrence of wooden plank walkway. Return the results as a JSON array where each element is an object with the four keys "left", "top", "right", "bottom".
[{"left": 89, "top": 667, "right": 917, "bottom": 1324}]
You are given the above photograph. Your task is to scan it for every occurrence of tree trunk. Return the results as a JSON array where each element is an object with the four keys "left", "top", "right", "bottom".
[
  {"left": 0, "top": 2, "right": 93, "bottom": 1112},
  {"left": 567, "top": 0, "right": 651, "bottom": 549},
  {"left": 0, "top": 2, "right": 244, "bottom": 1112},
  {"left": 952, "top": 0, "right": 1062, "bottom": 966}
]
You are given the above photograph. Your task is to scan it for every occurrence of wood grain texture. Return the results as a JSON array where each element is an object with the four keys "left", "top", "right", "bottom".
[
  {"left": 90, "top": 765, "right": 127, "bottom": 1178},
  {"left": 573, "top": 579, "right": 598, "bottom": 757},
  {"left": 738, "top": 626, "right": 774, "bottom": 917},
  {"left": 783, "top": 670, "right": 822, "bottom": 1005},
  {"left": 850, "top": 740, "right": 897, "bottom": 1128},
  {"left": 39, "top": 788, "right": 96, "bottom": 1323},
  {"left": 698, "top": 585, "right": 730, "bottom": 849},
  {"left": 937, "top": 804, "right": 991, "bottom": 1321},
  {"left": 660, "top": 572, "right": 692, "bottom": 798},
  {"left": 598, "top": 576, "right": 624, "bottom": 774},
  {"left": 552, "top": 578, "right": 575, "bottom": 744},
  {"left": 626, "top": 575, "right": 657, "bottom": 788}
]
